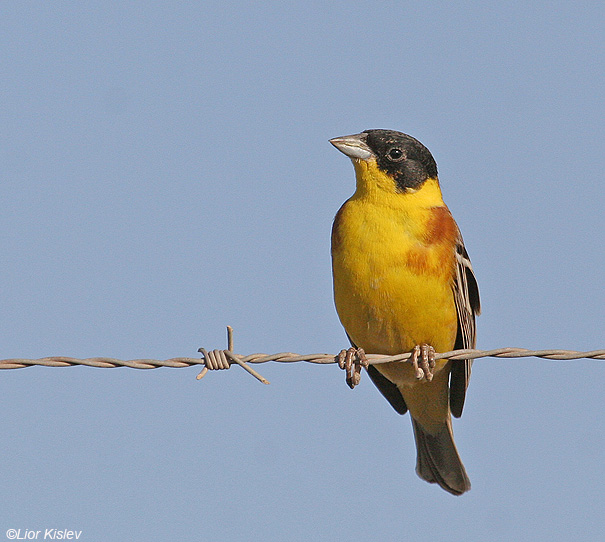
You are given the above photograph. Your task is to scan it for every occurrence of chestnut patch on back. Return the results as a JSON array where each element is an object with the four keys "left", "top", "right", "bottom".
[{"left": 425, "top": 206, "right": 458, "bottom": 245}]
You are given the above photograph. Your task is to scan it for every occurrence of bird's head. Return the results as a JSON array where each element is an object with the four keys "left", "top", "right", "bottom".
[{"left": 330, "top": 129, "right": 439, "bottom": 194}]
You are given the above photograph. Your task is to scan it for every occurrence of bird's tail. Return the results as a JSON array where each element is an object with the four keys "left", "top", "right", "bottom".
[{"left": 411, "top": 416, "right": 470, "bottom": 495}]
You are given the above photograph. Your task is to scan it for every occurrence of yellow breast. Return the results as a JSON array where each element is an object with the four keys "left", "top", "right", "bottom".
[{"left": 331, "top": 161, "right": 459, "bottom": 357}]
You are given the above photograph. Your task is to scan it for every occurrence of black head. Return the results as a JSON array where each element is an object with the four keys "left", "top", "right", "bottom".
[{"left": 363, "top": 129, "right": 438, "bottom": 191}]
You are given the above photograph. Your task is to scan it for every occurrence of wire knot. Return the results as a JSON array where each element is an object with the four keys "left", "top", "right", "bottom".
[
  {"left": 199, "top": 348, "right": 231, "bottom": 371},
  {"left": 197, "top": 326, "right": 270, "bottom": 384}
]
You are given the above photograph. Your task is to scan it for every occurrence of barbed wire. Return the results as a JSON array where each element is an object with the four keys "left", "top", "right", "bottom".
[
  {"left": 1, "top": 327, "right": 604, "bottom": 386},
  {"left": 0, "top": 356, "right": 201, "bottom": 370}
]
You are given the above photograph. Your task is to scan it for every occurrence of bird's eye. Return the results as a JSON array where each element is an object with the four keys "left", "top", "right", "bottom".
[{"left": 387, "top": 148, "right": 404, "bottom": 161}]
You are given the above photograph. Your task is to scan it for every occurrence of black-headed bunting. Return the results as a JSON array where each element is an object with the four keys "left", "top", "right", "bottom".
[{"left": 330, "top": 129, "right": 480, "bottom": 495}]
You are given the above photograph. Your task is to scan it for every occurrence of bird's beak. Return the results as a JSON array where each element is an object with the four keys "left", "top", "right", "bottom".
[{"left": 329, "top": 132, "right": 374, "bottom": 161}]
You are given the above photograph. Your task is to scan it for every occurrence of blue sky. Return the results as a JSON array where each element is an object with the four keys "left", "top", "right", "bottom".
[{"left": 1, "top": 2, "right": 604, "bottom": 540}]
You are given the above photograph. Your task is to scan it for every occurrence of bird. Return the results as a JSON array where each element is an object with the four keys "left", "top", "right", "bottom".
[{"left": 330, "top": 129, "right": 480, "bottom": 495}]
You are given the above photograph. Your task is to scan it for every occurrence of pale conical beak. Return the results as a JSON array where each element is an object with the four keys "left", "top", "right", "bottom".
[{"left": 329, "top": 132, "right": 374, "bottom": 160}]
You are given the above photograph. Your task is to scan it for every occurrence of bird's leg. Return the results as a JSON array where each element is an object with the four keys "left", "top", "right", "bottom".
[
  {"left": 337, "top": 347, "right": 368, "bottom": 389},
  {"left": 410, "top": 344, "right": 435, "bottom": 382}
]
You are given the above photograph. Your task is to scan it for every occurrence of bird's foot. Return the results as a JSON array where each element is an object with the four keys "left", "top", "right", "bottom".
[
  {"left": 411, "top": 344, "right": 435, "bottom": 382},
  {"left": 337, "top": 347, "right": 368, "bottom": 389}
]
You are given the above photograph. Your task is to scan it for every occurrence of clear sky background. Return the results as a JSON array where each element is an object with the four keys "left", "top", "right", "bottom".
[{"left": 1, "top": 2, "right": 604, "bottom": 541}]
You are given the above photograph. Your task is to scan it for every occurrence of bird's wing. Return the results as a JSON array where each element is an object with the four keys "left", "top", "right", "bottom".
[
  {"left": 346, "top": 333, "right": 408, "bottom": 415},
  {"left": 367, "top": 365, "right": 408, "bottom": 415},
  {"left": 449, "top": 236, "right": 481, "bottom": 418}
]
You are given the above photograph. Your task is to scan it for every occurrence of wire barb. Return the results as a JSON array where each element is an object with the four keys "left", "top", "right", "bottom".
[{"left": 196, "top": 326, "right": 270, "bottom": 384}]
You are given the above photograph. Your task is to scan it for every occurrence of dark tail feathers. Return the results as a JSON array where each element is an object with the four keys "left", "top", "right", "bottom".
[{"left": 411, "top": 417, "right": 470, "bottom": 495}]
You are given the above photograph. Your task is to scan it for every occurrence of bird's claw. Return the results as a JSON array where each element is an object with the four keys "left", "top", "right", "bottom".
[
  {"left": 338, "top": 347, "right": 368, "bottom": 389},
  {"left": 411, "top": 344, "right": 435, "bottom": 381}
]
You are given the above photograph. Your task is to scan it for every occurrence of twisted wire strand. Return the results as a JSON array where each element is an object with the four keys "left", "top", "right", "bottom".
[
  {"left": 1, "top": 347, "right": 604, "bottom": 371},
  {"left": 0, "top": 356, "right": 201, "bottom": 370}
]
